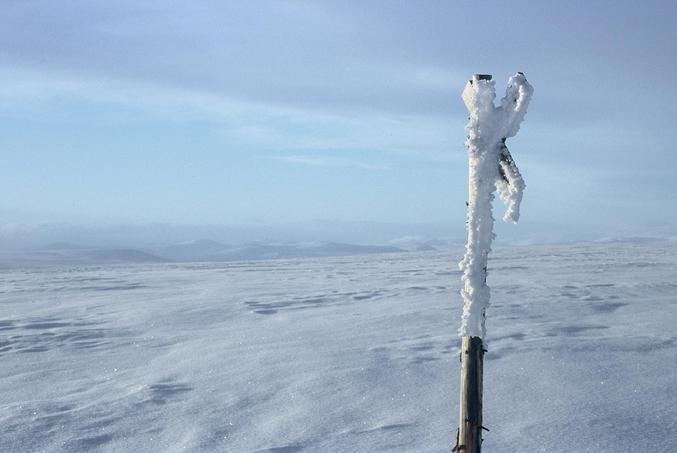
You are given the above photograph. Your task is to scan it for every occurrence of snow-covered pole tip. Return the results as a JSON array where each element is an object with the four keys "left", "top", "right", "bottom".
[
  {"left": 453, "top": 73, "right": 532, "bottom": 453},
  {"left": 459, "top": 72, "right": 533, "bottom": 339}
]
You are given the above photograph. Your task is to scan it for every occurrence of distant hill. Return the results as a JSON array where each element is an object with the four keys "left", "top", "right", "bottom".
[
  {"left": 0, "top": 247, "right": 167, "bottom": 268},
  {"left": 594, "top": 236, "right": 666, "bottom": 244},
  {"left": 38, "top": 242, "right": 90, "bottom": 250},
  {"left": 412, "top": 243, "right": 437, "bottom": 251},
  {"left": 386, "top": 236, "right": 444, "bottom": 252},
  {"left": 0, "top": 240, "right": 407, "bottom": 268},
  {"left": 159, "top": 239, "right": 231, "bottom": 261},
  {"left": 156, "top": 240, "right": 403, "bottom": 262},
  {"left": 83, "top": 249, "right": 168, "bottom": 263}
]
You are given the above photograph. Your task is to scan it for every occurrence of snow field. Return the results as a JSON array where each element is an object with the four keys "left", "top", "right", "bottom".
[{"left": 0, "top": 241, "right": 675, "bottom": 452}]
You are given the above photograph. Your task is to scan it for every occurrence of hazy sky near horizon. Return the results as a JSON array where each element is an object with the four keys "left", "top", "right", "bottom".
[{"left": 1, "top": 0, "right": 676, "bottom": 243}]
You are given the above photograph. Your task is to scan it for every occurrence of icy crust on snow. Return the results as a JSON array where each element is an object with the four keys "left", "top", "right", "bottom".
[{"left": 459, "top": 73, "right": 533, "bottom": 338}]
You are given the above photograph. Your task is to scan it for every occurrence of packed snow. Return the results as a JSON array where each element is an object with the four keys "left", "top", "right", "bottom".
[
  {"left": 0, "top": 241, "right": 675, "bottom": 452},
  {"left": 459, "top": 73, "right": 533, "bottom": 338}
]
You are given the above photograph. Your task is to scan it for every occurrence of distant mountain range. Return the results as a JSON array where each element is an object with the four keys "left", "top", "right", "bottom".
[
  {"left": 158, "top": 240, "right": 405, "bottom": 262},
  {"left": 0, "top": 239, "right": 436, "bottom": 268}
]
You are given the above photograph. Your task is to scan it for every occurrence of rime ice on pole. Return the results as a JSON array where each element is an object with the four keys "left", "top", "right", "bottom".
[{"left": 459, "top": 73, "right": 533, "bottom": 338}]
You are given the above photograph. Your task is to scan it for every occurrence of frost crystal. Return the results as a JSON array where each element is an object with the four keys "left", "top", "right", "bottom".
[{"left": 458, "top": 73, "right": 533, "bottom": 338}]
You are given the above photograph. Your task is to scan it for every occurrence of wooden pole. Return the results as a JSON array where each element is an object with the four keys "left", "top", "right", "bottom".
[
  {"left": 454, "top": 73, "right": 491, "bottom": 453},
  {"left": 456, "top": 336, "right": 485, "bottom": 452}
]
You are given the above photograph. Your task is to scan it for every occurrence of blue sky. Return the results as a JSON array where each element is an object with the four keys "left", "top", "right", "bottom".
[{"left": 1, "top": 0, "right": 676, "bottom": 245}]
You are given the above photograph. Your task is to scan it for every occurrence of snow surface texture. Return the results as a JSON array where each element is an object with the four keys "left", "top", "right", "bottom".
[
  {"left": 459, "top": 73, "right": 533, "bottom": 338},
  {"left": 1, "top": 241, "right": 676, "bottom": 452}
]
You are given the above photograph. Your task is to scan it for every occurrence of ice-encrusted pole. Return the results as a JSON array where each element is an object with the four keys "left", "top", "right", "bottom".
[{"left": 453, "top": 73, "right": 533, "bottom": 453}]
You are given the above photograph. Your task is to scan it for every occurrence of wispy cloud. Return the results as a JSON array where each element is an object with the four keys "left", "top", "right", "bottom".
[
  {"left": 271, "top": 154, "right": 390, "bottom": 170},
  {"left": 0, "top": 65, "right": 465, "bottom": 164},
  {"left": 0, "top": 0, "right": 470, "bottom": 118}
]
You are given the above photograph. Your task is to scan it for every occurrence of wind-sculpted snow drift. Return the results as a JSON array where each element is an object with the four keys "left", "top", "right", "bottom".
[
  {"left": 459, "top": 73, "right": 533, "bottom": 338},
  {"left": 0, "top": 242, "right": 675, "bottom": 452}
]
